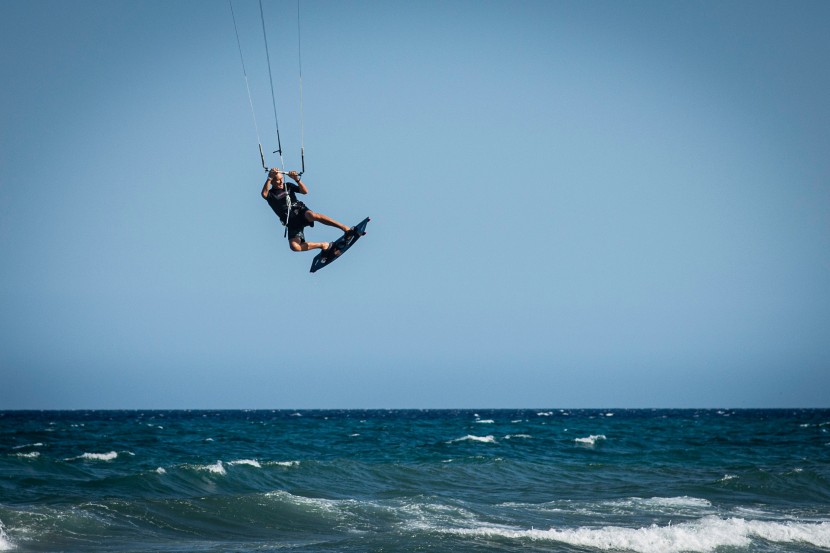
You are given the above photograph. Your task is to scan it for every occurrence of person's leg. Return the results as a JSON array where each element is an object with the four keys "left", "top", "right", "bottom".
[
  {"left": 305, "top": 210, "right": 350, "bottom": 233},
  {"left": 289, "top": 237, "right": 329, "bottom": 252},
  {"left": 288, "top": 227, "right": 329, "bottom": 253}
]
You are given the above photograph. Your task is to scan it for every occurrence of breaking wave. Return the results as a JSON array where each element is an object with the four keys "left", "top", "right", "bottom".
[{"left": 445, "top": 516, "right": 830, "bottom": 552}]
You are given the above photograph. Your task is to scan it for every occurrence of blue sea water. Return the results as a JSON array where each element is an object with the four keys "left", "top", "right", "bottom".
[{"left": 1, "top": 409, "right": 829, "bottom": 552}]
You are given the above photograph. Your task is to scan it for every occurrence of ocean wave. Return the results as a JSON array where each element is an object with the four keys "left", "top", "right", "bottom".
[
  {"left": 603, "top": 497, "right": 714, "bottom": 518},
  {"left": 505, "top": 434, "right": 532, "bottom": 440},
  {"left": 475, "top": 419, "right": 495, "bottom": 424},
  {"left": 498, "top": 496, "right": 715, "bottom": 519},
  {"left": 265, "top": 490, "right": 344, "bottom": 512},
  {"left": 448, "top": 435, "right": 496, "bottom": 444},
  {"left": 261, "top": 490, "right": 375, "bottom": 528},
  {"left": 446, "top": 517, "right": 830, "bottom": 552},
  {"left": 12, "top": 443, "right": 43, "bottom": 450},
  {"left": 174, "top": 458, "right": 299, "bottom": 479},
  {"left": 400, "top": 499, "right": 483, "bottom": 531},
  {"left": 228, "top": 459, "right": 262, "bottom": 468},
  {"left": 13, "top": 451, "right": 40, "bottom": 459},
  {"left": 0, "top": 490, "right": 372, "bottom": 549},
  {"left": 267, "top": 460, "right": 300, "bottom": 467},
  {"left": 2, "top": 488, "right": 827, "bottom": 552},
  {"left": 575, "top": 435, "right": 606, "bottom": 446},
  {"left": 200, "top": 461, "right": 226, "bottom": 475},
  {"left": 66, "top": 451, "right": 118, "bottom": 462},
  {"left": 618, "top": 496, "right": 711, "bottom": 509}
]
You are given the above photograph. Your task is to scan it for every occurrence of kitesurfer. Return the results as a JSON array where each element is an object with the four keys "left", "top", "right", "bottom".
[{"left": 261, "top": 168, "right": 353, "bottom": 255}]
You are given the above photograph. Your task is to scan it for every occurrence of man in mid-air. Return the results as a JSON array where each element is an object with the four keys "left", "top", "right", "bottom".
[{"left": 262, "top": 168, "right": 354, "bottom": 257}]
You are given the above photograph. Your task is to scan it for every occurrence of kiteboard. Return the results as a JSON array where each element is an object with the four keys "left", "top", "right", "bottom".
[{"left": 310, "top": 217, "right": 370, "bottom": 273}]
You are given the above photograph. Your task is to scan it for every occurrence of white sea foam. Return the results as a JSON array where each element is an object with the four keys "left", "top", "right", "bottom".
[
  {"left": 604, "top": 497, "right": 713, "bottom": 517},
  {"left": 201, "top": 461, "right": 226, "bottom": 475},
  {"left": 749, "top": 519, "right": 830, "bottom": 547},
  {"left": 84, "top": 451, "right": 118, "bottom": 461},
  {"left": 14, "top": 451, "right": 40, "bottom": 459},
  {"left": 12, "top": 443, "right": 43, "bottom": 450},
  {"left": 449, "top": 435, "right": 496, "bottom": 444},
  {"left": 156, "top": 467, "right": 167, "bottom": 474},
  {"left": 0, "top": 519, "right": 12, "bottom": 551},
  {"left": 575, "top": 435, "right": 606, "bottom": 446},
  {"left": 733, "top": 506, "right": 775, "bottom": 519},
  {"left": 447, "top": 517, "right": 830, "bottom": 552},
  {"left": 400, "top": 499, "right": 483, "bottom": 531},
  {"left": 629, "top": 497, "right": 712, "bottom": 509},
  {"left": 499, "top": 496, "right": 714, "bottom": 518},
  {"left": 475, "top": 419, "right": 495, "bottom": 424},
  {"left": 537, "top": 411, "right": 554, "bottom": 417},
  {"left": 264, "top": 490, "right": 361, "bottom": 519},
  {"left": 505, "top": 434, "right": 532, "bottom": 440},
  {"left": 269, "top": 460, "right": 300, "bottom": 467},
  {"left": 229, "top": 459, "right": 261, "bottom": 468},
  {"left": 67, "top": 451, "right": 118, "bottom": 461}
]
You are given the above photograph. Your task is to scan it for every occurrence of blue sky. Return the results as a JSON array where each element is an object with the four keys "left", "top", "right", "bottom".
[{"left": 2, "top": 0, "right": 828, "bottom": 409}]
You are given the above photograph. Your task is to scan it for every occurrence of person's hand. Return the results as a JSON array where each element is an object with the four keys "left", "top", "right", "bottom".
[{"left": 288, "top": 170, "right": 300, "bottom": 181}]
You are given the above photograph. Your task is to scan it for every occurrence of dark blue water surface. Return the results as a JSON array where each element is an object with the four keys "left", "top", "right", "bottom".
[{"left": 1, "top": 409, "right": 829, "bottom": 552}]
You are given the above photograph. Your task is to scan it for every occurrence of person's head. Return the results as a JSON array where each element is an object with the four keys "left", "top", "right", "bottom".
[{"left": 269, "top": 168, "right": 284, "bottom": 184}]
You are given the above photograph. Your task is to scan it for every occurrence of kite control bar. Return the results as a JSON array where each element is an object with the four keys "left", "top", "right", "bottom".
[{"left": 269, "top": 169, "right": 305, "bottom": 177}]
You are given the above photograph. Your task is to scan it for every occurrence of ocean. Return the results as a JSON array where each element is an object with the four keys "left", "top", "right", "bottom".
[{"left": 1, "top": 409, "right": 828, "bottom": 552}]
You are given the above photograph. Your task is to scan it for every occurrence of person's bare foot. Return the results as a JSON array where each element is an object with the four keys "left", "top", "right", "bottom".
[{"left": 322, "top": 242, "right": 341, "bottom": 258}]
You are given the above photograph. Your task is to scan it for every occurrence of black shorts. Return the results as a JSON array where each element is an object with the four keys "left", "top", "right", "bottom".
[{"left": 286, "top": 202, "right": 313, "bottom": 242}]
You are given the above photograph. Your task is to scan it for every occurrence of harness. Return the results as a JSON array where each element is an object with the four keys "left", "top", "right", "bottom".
[
  {"left": 271, "top": 188, "right": 291, "bottom": 237},
  {"left": 274, "top": 189, "right": 293, "bottom": 226},
  {"left": 274, "top": 187, "right": 307, "bottom": 238}
]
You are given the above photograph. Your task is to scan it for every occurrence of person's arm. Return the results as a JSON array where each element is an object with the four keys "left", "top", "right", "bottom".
[
  {"left": 288, "top": 171, "right": 308, "bottom": 195},
  {"left": 261, "top": 176, "right": 273, "bottom": 198}
]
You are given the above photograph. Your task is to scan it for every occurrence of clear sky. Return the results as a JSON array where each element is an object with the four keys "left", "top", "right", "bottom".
[{"left": 2, "top": 0, "right": 829, "bottom": 409}]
